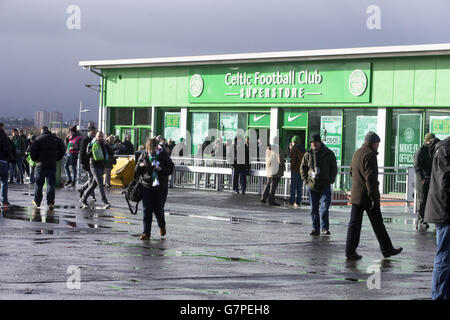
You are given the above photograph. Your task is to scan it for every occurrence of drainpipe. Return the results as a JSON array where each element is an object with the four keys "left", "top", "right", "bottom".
[{"left": 88, "top": 67, "right": 106, "bottom": 133}]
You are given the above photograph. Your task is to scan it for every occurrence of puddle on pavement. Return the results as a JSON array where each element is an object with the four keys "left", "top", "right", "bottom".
[
  {"left": 1, "top": 207, "right": 76, "bottom": 224},
  {"left": 175, "top": 251, "right": 258, "bottom": 263},
  {"left": 383, "top": 217, "right": 415, "bottom": 225}
]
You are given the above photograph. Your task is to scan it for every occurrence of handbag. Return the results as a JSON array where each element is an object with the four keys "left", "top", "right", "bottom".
[{"left": 122, "top": 179, "right": 142, "bottom": 215}]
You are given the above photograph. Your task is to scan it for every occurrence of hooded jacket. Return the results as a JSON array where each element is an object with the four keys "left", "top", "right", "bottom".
[
  {"left": 300, "top": 143, "right": 337, "bottom": 193},
  {"left": 424, "top": 137, "right": 450, "bottom": 225}
]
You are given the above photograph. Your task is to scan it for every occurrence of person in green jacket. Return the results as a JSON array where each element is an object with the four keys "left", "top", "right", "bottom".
[{"left": 300, "top": 134, "right": 337, "bottom": 236}]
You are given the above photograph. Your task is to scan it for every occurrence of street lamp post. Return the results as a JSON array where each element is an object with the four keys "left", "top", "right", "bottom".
[{"left": 77, "top": 101, "right": 91, "bottom": 186}]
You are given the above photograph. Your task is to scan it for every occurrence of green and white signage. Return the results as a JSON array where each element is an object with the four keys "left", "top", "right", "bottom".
[
  {"left": 320, "top": 116, "right": 342, "bottom": 165},
  {"left": 220, "top": 113, "right": 239, "bottom": 142},
  {"left": 430, "top": 116, "right": 450, "bottom": 140},
  {"left": 189, "top": 62, "right": 371, "bottom": 103},
  {"left": 283, "top": 111, "right": 308, "bottom": 128},
  {"left": 396, "top": 114, "right": 422, "bottom": 167},
  {"left": 355, "top": 116, "right": 378, "bottom": 150},
  {"left": 248, "top": 113, "right": 270, "bottom": 127},
  {"left": 192, "top": 113, "right": 209, "bottom": 153},
  {"left": 164, "top": 112, "right": 181, "bottom": 142}
]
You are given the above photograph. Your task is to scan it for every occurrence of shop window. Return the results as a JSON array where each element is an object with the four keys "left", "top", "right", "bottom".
[
  {"left": 219, "top": 112, "right": 247, "bottom": 142},
  {"left": 113, "top": 108, "right": 132, "bottom": 126},
  {"left": 135, "top": 108, "right": 152, "bottom": 125},
  {"left": 190, "top": 112, "right": 218, "bottom": 154},
  {"left": 308, "top": 109, "right": 343, "bottom": 165},
  {"left": 425, "top": 109, "right": 450, "bottom": 140},
  {"left": 390, "top": 109, "right": 424, "bottom": 168},
  {"left": 342, "top": 109, "right": 378, "bottom": 166}
]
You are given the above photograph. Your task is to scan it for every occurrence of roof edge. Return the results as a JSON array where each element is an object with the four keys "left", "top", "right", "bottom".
[{"left": 79, "top": 43, "right": 450, "bottom": 69}]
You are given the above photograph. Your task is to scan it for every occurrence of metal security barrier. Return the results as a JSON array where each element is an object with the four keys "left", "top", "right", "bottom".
[
  {"left": 61, "top": 155, "right": 415, "bottom": 206},
  {"left": 170, "top": 157, "right": 416, "bottom": 205}
]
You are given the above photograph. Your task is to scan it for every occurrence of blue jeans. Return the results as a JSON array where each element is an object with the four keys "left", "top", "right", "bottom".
[
  {"left": 0, "top": 160, "right": 8, "bottom": 204},
  {"left": 10, "top": 157, "right": 24, "bottom": 182},
  {"left": 432, "top": 224, "right": 450, "bottom": 300},
  {"left": 34, "top": 166, "right": 56, "bottom": 205},
  {"left": 141, "top": 186, "right": 166, "bottom": 235},
  {"left": 64, "top": 153, "right": 78, "bottom": 182},
  {"left": 289, "top": 173, "right": 303, "bottom": 205},
  {"left": 307, "top": 184, "right": 332, "bottom": 231}
]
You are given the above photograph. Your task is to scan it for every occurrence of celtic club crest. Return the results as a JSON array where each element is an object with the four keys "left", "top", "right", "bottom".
[
  {"left": 404, "top": 127, "right": 415, "bottom": 143},
  {"left": 348, "top": 70, "right": 367, "bottom": 96},
  {"left": 189, "top": 74, "right": 204, "bottom": 98}
]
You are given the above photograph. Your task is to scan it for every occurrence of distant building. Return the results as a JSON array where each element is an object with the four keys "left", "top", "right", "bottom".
[
  {"left": 49, "top": 111, "right": 63, "bottom": 124},
  {"left": 34, "top": 110, "right": 63, "bottom": 128},
  {"left": 34, "top": 111, "right": 50, "bottom": 128}
]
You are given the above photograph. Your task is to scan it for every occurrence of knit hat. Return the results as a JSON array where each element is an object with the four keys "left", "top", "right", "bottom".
[
  {"left": 291, "top": 135, "right": 300, "bottom": 143},
  {"left": 364, "top": 131, "right": 381, "bottom": 144},
  {"left": 70, "top": 126, "right": 77, "bottom": 133},
  {"left": 424, "top": 133, "right": 436, "bottom": 143},
  {"left": 309, "top": 134, "right": 321, "bottom": 143}
]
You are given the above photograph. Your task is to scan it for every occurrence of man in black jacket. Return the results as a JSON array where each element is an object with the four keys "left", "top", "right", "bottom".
[
  {"left": 30, "top": 126, "right": 65, "bottom": 209},
  {"left": 232, "top": 135, "right": 250, "bottom": 195},
  {"left": 424, "top": 136, "right": 450, "bottom": 300},
  {"left": 414, "top": 133, "right": 435, "bottom": 230},
  {"left": 0, "top": 123, "right": 10, "bottom": 206}
]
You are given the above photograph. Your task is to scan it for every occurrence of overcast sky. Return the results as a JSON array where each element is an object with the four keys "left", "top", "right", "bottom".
[{"left": 1, "top": 0, "right": 449, "bottom": 121}]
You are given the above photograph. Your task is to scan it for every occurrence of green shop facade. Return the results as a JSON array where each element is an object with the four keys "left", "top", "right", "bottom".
[{"left": 80, "top": 43, "right": 450, "bottom": 169}]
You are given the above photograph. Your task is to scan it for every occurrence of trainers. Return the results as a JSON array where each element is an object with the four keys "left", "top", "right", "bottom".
[
  {"left": 310, "top": 230, "right": 320, "bottom": 236},
  {"left": 160, "top": 227, "right": 166, "bottom": 237},
  {"left": 139, "top": 234, "right": 150, "bottom": 240},
  {"left": 241, "top": 191, "right": 245, "bottom": 195},
  {"left": 48, "top": 203, "right": 54, "bottom": 210},
  {"left": 64, "top": 181, "right": 72, "bottom": 187},
  {"left": 79, "top": 199, "right": 89, "bottom": 208},
  {"left": 70, "top": 181, "right": 76, "bottom": 187},
  {"left": 102, "top": 203, "right": 111, "bottom": 209},
  {"left": 321, "top": 230, "right": 331, "bottom": 236},
  {"left": 346, "top": 252, "right": 363, "bottom": 261},
  {"left": 32, "top": 200, "right": 40, "bottom": 207},
  {"left": 78, "top": 188, "right": 83, "bottom": 198},
  {"left": 383, "top": 247, "right": 403, "bottom": 258},
  {"left": 233, "top": 191, "right": 240, "bottom": 195},
  {"left": 260, "top": 198, "right": 266, "bottom": 204}
]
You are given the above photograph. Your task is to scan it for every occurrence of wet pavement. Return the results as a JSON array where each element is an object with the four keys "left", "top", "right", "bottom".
[{"left": 0, "top": 183, "right": 436, "bottom": 300}]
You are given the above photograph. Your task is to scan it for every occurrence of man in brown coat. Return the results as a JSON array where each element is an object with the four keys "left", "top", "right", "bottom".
[
  {"left": 261, "top": 139, "right": 285, "bottom": 206},
  {"left": 345, "top": 131, "right": 403, "bottom": 260}
]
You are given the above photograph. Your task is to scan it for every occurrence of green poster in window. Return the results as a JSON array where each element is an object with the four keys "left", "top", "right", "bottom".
[
  {"left": 220, "top": 113, "right": 239, "bottom": 142},
  {"left": 192, "top": 113, "right": 209, "bottom": 154},
  {"left": 396, "top": 114, "right": 422, "bottom": 167},
  {"left": 355, "top": 116, "right": 378, "bottom": 151},
  {"left": 320, "top": 116, "right": 342, "bottom": 166},
  {"left": 430, "top": 116, "right": 450, "bottom": 140},
  {"left": 164, "top": 112, "right": 181, "bottom": 142}
]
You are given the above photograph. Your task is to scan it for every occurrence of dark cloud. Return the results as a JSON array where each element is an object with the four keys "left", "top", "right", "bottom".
[{"left": 0, "top": 0, "right": 449, "bottom": 120}]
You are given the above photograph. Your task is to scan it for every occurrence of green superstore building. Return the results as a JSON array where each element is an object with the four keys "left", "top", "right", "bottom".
[{"left": 79, "top": 43, "right": 450, "bottom": 168}]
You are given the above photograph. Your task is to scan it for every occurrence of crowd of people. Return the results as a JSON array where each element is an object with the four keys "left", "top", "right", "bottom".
[{"left": 0, "top": 122, "right": 449, "bottom": 299}]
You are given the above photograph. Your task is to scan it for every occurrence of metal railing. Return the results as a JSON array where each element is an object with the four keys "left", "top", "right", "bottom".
[
  {"left": 62, "top": 155, "right": 415, "bottom": 206},
  {"left": 169, "top": 157, "right": 416, "bottom": 205}
]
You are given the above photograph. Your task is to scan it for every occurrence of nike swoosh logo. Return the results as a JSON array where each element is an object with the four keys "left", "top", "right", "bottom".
[
  {"left": 253, "top": 114, "right": 266, "bottom": 122},
  {"left": 288, "top": 114, "right": 302, "bottom": 122}
]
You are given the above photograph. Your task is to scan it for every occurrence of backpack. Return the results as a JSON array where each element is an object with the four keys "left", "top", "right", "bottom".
[
  {"left": 90, "top": 140, "right": 105, "bottom": 161},
  {"left": 122, "top": 179, "right": 142, "bottom": 215}
]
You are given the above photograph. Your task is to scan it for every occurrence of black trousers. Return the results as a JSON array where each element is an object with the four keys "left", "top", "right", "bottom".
[
  {"left": 262, "top": 177, "right": 280, "bottom": 204},
  {"left": 345, "top": 203, "right": 394, "bottom": 257}
]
